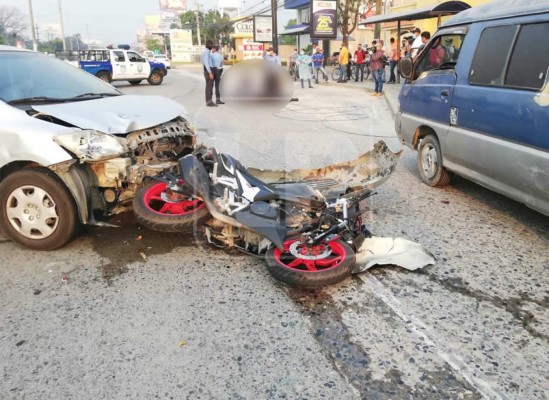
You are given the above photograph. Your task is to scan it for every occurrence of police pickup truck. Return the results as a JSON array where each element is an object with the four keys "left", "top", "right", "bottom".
[{"left": 55, "top": 49, "right": 168, "bottom": 85}]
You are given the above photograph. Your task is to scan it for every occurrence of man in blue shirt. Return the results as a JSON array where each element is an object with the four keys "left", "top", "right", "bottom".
[
  {"left": 210, "top": 45, "right": 225, "bottom": 105},
  {"left": 264, "top": 47, "right": 281, "bottom": 65},
  {"left": 312, "top": 48, "right": 328, "bottom": 84},
  {"left": 201, "top": 40, "right": 216, "bottom": 107}
]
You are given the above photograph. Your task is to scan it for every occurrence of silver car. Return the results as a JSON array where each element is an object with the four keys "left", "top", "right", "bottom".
[{"left": 0, "top": 46, "right": 195, "bottom": 250}]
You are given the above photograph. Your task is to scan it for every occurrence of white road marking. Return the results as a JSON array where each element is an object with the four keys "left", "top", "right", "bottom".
[{"left": 358, "top": 273, "right": 503, "bottom": 400}]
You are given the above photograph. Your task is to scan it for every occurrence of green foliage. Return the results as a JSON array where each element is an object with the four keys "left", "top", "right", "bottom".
[
  {"left": 179, "top": 10, "right": 232, "bottom": 46},
  {"left": 338, "top": 0, "right": 373, "bottom": 46},
  {"left": 280, "top": 18, "right": 297, "bottom": 45},
  {"left": 145, "top": 37, "right": 163, "bottom": 52}
]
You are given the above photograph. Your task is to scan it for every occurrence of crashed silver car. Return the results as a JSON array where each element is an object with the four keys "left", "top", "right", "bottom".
[{"left": 0, "top": 46, "right": 195, "bottom": 250}]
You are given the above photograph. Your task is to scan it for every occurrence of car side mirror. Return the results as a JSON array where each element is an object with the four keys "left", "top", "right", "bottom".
[{"left": 400, "top": 56, "right": 413, "bottom": 79}]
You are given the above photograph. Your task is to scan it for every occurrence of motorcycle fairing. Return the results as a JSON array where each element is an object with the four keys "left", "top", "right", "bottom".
[
  {"left": 233, "top": 210, "right": 287, "bottom": 250},
  {"left": 178, "top": 154, "right": 211, "bottom": 200}
]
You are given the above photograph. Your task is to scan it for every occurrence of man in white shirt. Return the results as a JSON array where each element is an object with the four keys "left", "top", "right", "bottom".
[{"left": 410, "top": 28, "right": 423, "bottom": 58}]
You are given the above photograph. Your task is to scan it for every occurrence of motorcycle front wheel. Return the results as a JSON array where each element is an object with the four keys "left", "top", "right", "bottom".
[
  {"left": 264, "top": 239, "right": 355, "bottom": 288},
  {"left": 133, "top": 181, "right": 210, "bottom": 232}
]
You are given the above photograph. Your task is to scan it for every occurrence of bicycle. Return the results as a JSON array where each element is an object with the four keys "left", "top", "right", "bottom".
[
  {"left": 288, "top": 62, "right": 299, "bottom": 82},
  {"left": 331, "top": 60, "right": 371, "bottom": 82}
]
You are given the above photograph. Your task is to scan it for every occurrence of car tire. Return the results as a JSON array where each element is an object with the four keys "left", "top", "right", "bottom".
[
  {"left": 0, "top": 168, "right": 80, "bottom": 250},
  {"left": 128, "top": 80, "right": 142, "bottom": 85},
  {"left": 147, "top": 70, "right": 164, "bottom": 85},
  {"left": 96, "top": 71, "right": 112, "bottom": 83},
  {"left": 417, "top": 134, "right": 452, "bottom": 187}
]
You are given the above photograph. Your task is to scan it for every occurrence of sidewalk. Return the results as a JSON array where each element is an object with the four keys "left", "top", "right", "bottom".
[{"left": 324, "top": 68, "right": 402, "bottom": 116}]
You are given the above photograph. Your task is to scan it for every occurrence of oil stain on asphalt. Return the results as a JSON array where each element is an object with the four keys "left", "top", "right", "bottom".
[{"left": 85, "top": 212, "right": 196, "bottom": 282}]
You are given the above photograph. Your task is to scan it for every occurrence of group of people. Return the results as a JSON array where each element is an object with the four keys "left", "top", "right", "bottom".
[
  {"left": 288, "top": 45, "right": 329, "bottom": 89},
  {"left": 337, "top": 37, "right": 399, "bottom": 96},
  {"left": 202, "top": 40, "right": 225, "bottom": 107}
]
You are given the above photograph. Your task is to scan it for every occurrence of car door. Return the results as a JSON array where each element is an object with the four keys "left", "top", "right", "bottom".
[
  {"left": 126, "top": 51, "right": 150, "bottom": 79},
  {"left": 111, "top": 50, "right": 130, "bottom": 79},
  {"left": 399, "top": 31, "right": 466, "bottom": 148}
]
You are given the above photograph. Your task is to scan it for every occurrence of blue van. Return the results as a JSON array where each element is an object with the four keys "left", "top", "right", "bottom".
[{"left": 396, "top": 0, "right": 549, "bottom": 216}]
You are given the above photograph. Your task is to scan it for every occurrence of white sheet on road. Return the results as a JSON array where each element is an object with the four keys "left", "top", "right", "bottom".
[{"left": 352, "top": 237, "right": 436, "bottom": 273}]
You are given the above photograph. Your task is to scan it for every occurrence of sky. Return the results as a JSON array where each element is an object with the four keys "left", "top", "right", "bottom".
[{"left": 0, "top": 0, "right": 290, "bottom": 45}]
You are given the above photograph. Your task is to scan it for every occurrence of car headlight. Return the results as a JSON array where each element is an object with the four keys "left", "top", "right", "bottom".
[{"left": 54, "top": 130, "right": 128, "bottom": 162}]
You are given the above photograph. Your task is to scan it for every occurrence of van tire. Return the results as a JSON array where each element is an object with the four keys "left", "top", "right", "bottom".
[
  {"left": 417, "top": 135, "right": 452, "bottom": 187},
  {"left": 129, "top": 80, "right": 142, "bottom": 85}
]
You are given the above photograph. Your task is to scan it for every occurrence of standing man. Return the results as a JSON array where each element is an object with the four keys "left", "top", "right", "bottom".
[
  {"left": 410, "top": 28, "right": 423, "bottom": 58},
  {"left": 353, "top": 44, "right": 366, "bottom": 82},
  {"left": 338, "top": 43, "right": 349, "bottom": 83},
  {"left": 202, "top": 40, "right": 216, "bottom": 107},
  {"left": 264, "top": 47, "right": 281, "bottom": 65},
  {"left": 312, "top": 47, "right": 328, "bottom": 83},
  {"left": 387, "top": 37, "right": 398, "bottom": 83},
  {"left": 210, "top": 45, "right": 224, "bottom": 105}
]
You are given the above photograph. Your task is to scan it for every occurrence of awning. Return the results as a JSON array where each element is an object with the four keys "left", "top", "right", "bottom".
[
  {"left": 359, "top": 1, "right": 470, "bottom": 25},
  {"left": 280, "top": 24, "right": 309, "bottom": 35}
]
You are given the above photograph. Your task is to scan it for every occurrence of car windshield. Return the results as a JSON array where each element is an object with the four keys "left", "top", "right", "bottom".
[
  {"left": 0, "top": 50, "right": 120, "bottom": 103},
  {"left": 156, "top": 55, "right": 166, "bottom": 59}
]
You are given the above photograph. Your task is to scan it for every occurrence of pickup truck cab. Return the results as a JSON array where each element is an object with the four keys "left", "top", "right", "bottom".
[{"left": 56, "top": 49, "right": 167, "bottom": 86}]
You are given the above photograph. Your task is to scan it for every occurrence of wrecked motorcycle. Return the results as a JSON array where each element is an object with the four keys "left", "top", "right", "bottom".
[{"left": 132, "top": 147, "right": 376, "bottom": 288}]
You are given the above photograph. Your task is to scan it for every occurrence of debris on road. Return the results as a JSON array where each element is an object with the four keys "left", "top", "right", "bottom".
[
  {"left": 352, "top": 237, "right": 435, "bottom": 273},
  {"left": 139, "top": 252, "right": 148, "bottom": 261}
]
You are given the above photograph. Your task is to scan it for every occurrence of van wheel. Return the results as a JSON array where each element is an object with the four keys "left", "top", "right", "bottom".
[
  {"left": 417, "top": 134, "right": 452, "bottom": 187},
  {"left": 128, "top": 80, "right": 142, "bottom": 85},
  {"left": 0, "top": 168, "right": 80, "bottom": 250}
]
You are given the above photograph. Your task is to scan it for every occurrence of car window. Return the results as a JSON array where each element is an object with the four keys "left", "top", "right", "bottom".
[
  {"left": 0, "top": 51, "right": 120, "bottom": 103},
  {"left": 113, "top": 51, "right": 125, "bottom": 62},
  {"left": 505, "top": 22, "right": 549, "bottom": 91},
  {"left": 127, "top": 51, "right": 145, "bottom": 62},
  {"left": 469, "top": 25, "right": 518, "bottom": 86},
  {"left": 415, "top": 33, "right": 465, "bottom": 76}
]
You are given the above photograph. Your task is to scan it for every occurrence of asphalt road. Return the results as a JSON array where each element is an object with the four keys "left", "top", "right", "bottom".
[{"left": 0, "top": 67, "right": 547, "bottom": 400}]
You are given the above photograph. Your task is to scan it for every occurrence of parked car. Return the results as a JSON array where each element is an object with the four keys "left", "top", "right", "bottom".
[
  {"left": 0, "top": 46, "right": 196, "bottom": 250},
  {"left": 397, "top": 0, "right": 549, "bottom": 216},
  {"left": 153, "top": 53, "right": 171, "bottom": 69}
]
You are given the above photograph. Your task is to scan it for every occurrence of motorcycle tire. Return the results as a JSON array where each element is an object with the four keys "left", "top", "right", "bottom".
[
  {"left": 133, "top": 181, "right": 210, "bottom": 232},
  {"left": 264, "top": 238, "right": 355, "bottom": 288}
]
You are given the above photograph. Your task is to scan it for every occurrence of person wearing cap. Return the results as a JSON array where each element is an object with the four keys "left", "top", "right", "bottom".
[{"left": 410, "top": 27, "right": 423, "bottom": 58}]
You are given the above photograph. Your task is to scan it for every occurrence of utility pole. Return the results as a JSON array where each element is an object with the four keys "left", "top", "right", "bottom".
[
  {"left": 195, "top": 2, "right": 202, "bottom": 47},
  {"left": 28, "top": 0, "right": 38, "bottom": 51},
  {"left": 270, "top": 0, "right": 278, "bottom": 54},
  {"left": 58, "top": 0, "right": 67, "bottom": 50}
]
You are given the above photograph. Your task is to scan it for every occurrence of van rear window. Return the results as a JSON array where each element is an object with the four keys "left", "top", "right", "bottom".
[
  {"left": 506, "top": 22, "right": 549, "bottom": 90},
  {"left": 469, "top": 25, "right": 518, "bottom": 86}
]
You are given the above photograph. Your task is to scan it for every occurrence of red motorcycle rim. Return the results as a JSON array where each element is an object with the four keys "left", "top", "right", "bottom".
[
  {"left": 142, "top": 182, "right": 206, "bottom": 216},
  {"left": 273, "top": 239, "right": 347, "bottom": 273}
]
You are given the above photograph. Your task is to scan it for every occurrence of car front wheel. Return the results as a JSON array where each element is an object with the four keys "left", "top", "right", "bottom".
[{"left": 0, "top": 168, "right": 80, "bottom": 250}]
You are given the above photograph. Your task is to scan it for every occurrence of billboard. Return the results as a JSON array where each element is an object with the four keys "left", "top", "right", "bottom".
[
  {"left": 159, "top": 0, "right": 186, "bottom": 12},
  {"left": 241, "top": 39, "right": 264, "bottom": 60},
  {"left": 310, "top": 0, "right": 337, "bottom": 39},
  {"left": 253, "top": 15, "right": 273, "bottom": 43},
  {"left": 170, "top": 29, "right": 193, "bottom": 62}
]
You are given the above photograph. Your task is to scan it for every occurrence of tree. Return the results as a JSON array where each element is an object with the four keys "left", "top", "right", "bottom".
[
  {"left": 280, "top": 19, "right": 297, "bottom": 46},
  {"left": 337, "top": 0, "right": 365, "bottom": 47},
  {"left": 179, "top": 10, "right": 204, "bottom": 45},
  {"left": 203, "top": 10, "right": 232, "bottom": 46},
  {"left": 0, "top": 6, "right": 26, "bottom": 46},
  {"left": 374, "top": 0, "right": 382, "bottom": 39},
  {"left": 145, "top": 37, "right": 162, "bottom": 52}
]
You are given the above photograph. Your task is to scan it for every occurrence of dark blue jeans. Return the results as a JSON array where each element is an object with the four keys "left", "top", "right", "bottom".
[
  {"left": 373, "top": 69, "right": 384, "bottom": 93},
  {"left": 389, "top": 60, "right": 397, "bottom": 82}
]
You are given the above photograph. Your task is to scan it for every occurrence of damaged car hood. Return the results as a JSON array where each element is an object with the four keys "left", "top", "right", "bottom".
[{"left": 32, "top": 95, "right": 185, "bottom": 134}]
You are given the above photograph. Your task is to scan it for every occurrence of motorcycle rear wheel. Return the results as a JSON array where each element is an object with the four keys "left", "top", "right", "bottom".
[
  {"left": 265, "top": 238, "right": 355, "bottom": 288},
  {"left": 133, "top": 181, "right": 210, "bottom": 232}
]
